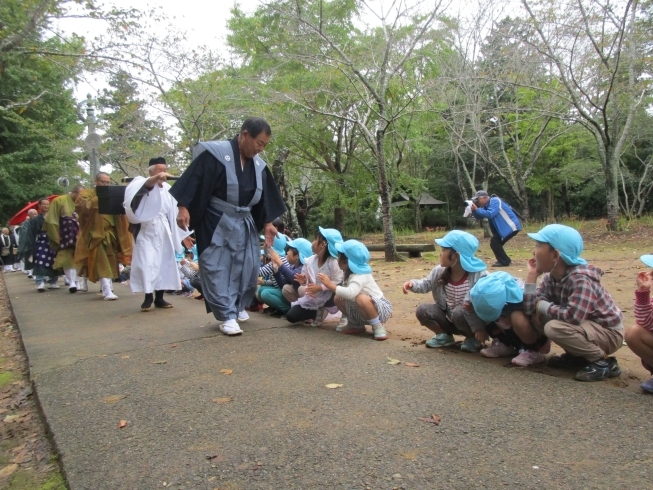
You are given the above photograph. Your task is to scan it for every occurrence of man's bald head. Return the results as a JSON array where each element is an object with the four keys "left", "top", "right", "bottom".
[
  {"left": 27, "top": 209, "right": 38, "bottom": 218},
  {"left": 95, "top": 172, "right": 111, "bottom": 187}
]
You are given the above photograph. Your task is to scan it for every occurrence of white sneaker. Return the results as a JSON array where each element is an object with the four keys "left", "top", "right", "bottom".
[
  {"left": 335, "top": 316, "right": 349, "bottom": 332},
  {"left": 313, "top": 307, "right": 327, "bottom": 327},
  {"left": 37, "top": 281, "right": 46, "bottom": 292},
  {"left": 220, "top": 319, "right": 243, "bottom": 336},
  {"left": 237, "top": 311, "right": 250, "bottom": 322},
  {"left": 79, "top": 277, "right": 88, "bottom": 292},
  {"left": 48, "top": 283, "right": 60, "bottom": 289}
]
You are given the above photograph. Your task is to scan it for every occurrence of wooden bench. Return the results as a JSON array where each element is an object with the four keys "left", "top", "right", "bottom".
[{"left": 366, "top": 243, "right": 435, "bottom": 258}]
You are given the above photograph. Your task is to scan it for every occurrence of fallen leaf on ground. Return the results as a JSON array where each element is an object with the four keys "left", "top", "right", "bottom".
[
  {"left": 152, "top": 360, "right": 167, "bottom": 364},
  {"left": 171, "top": 344, "right": 178, "bottom": 348},
  {"left": 121, "top": 355, "right": 130, "bottom": 359},
  {"left": 219, "top": 369, "right": 233, "bottom": 375},
  {"left": 386, "top": 357, "right": 401, "bottom": 365},
  {"left": 103, "top": 395, "right": 128, "bottom": 404},
  {"left": 3, "top": 414, "right": 20, "bottom": 423},
  {"left": 212, "top": 397, "right": 233, "bottom": 404},
  {"left": 418, "top": 414, "right": 441, "bottom": 425},
  {"left": 404, "top": 362, "right": 420, "bottom": 367},
  {"left": 11, "top": 450, "right": 31, "bottom": 464},
  {"left": 0, "top": 464, "right": 18, "bottom": 478},
  {"left": 325, "top": 383, "right": 343, "bottom": 389},
  {"left": 118, "top": 420, "right": 127, "bottom": 428}
]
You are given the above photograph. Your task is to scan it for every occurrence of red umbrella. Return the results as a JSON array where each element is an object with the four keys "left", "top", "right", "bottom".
[{"left": 8, "top": 195, "right": 59, "bottom": 225}]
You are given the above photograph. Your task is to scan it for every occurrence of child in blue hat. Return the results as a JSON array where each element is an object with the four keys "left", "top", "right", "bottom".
[
  {"left": 469, "top": 271, "right": 550, "bottom": 366},
  {"left": 403, "top": 230, "right": 488, "bottom": 352},
  {"left": 286, "top": 227, "right": 343, "bottom": 326},
  {"left": 524, "top": 224, "right": 623, "bottom": 381},
  {"left": 625, "top": 254, "right": 653, "bottom": 393},
  {"left": 257, "top": 238, "right": 314, "bottom": 317},
  {"left": 317, "top": 239, "right": 392, "bottom": 340}
]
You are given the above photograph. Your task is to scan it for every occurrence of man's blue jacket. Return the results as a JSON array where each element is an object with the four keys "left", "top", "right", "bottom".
[{"left": 472, "top": 196, "right": 522, "bottom": 240}]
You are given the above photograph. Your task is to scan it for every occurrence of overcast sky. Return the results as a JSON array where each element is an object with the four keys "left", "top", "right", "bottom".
[{"left": 59, "top": 0, "right": 263, "bottom": 98}]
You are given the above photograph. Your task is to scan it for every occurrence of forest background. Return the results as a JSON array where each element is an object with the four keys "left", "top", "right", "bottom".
[{"left": 2, "top": 0, "right": 652, "bottom": 260}]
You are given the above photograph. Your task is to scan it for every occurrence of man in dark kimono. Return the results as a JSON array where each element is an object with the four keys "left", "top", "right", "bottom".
[
  {"left": 22, "top": 198, "right": 60, "bottom": 292},
  {"left": 171, "top": 117, "right": 286, "bottom": 336},
  {"left": 17, "top": 209, "right": 38, "bottom": 277}
]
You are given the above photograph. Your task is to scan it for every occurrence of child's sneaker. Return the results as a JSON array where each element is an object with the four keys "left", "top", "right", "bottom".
[
  {"left": 481, "top": 340, "right": 517, "bottom": 358},
  {"left": 641, "top": 377, "right": 653, "bottom": 394},
  {"left": 460, "top": 337, "right": 481, "bottom": 352},
  {"left": 425, "top": 333, "right": 455, "bottom": 348},
  {"left": 335, "top": 316, "right": 349, "bottom": 332},
  {"left": 237, "top": 311, "right": 250, "bottom": 322},
  {"left": 372, "top": 324, "right": 388, "bottom": 341},
  {"left": 312, "top": 307, "right": 327, "bottom": 327},
  {"left": 574, "top": 357, "right": 621, "bottom": 381},
  {"left": 511, "top": 349, "right": 546, "bottom": 367}
]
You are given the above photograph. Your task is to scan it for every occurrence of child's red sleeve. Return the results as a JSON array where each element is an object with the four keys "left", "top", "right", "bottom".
[{"left": 634, "top": 290, "right": 653, "bottom": 331}]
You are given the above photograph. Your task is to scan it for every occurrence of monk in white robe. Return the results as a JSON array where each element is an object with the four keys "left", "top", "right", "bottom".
[{"left": 124, "top": 158, "right": 190, "bottom": 311}]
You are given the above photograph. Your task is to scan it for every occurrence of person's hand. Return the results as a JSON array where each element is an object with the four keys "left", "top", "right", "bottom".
[
  {"left": 305, "top": 284, "right": 322, "bottom": 296},
  {"left": 182, "top": 236, "right": 195, "bottom": 251},
  {"left": 145, "top": 172, "right": 174, "bottom": 189},
  {"left": 268, "top": 248, "right": 282, "bottom": 266},
  {"left": 526, "top": 257, "right": 540, "bottom": 283},
  {"left": 402, "top": 281, "right": 414, "bottom": 294},
  {"left": 177, "top": 206, "right": 190, "bottom": 230},
  {"left": 263, "top": 222, "right": 278, "bottom": 248},
  {"left": 637, "top": 271, "right": 653, "bottom": 291},
  {"left": 294, "top": 273, "right": 307, "bottom": 285},
  {"left": 475, "top": 330, "right": 489, "bottom": 343},
  {"left": 470, "top": 203, "right": 478, "bottom": 211},
  {"left": 463, "top": 301, "right": 474, "bottom": 311},
  {"left": 257, "top": 278, "right": 264, "bottom": 286},
  {"left": 180, "top": 259, "right": 188, "bottom": 266},
  {"left": 527, "top": 257, "right": 539, "bottom": 275},
  {"left": 317, "top": 273, "right": 334, "bottom": 290}
]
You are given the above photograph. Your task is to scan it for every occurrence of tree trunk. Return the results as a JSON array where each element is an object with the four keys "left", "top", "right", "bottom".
[
  {"left": 606, "top": 148, "right": 621, "bottom": 231},
  {"left": 482, "top": 219, "right": 491, "bottom": 238},
  {"left": 375, "top": 128, "right": 399, "bottom": 261},
  {"left": 547, "top": 187, "right": 555, "bottom": 222},
  {"left": 334, "top": 207, "right": 345, "bottom": 233},
  {"left": 414, "top": 204, "right": 421, "bottom": 233},
  {"left": 517, "top": 177, "right": 530, "bottom": 221},
  {"left": 296, "top": 199, "right": 308, "bottom": 238},
  {"left": 562, "top": 181, "right": 571, "bottom": 218}
]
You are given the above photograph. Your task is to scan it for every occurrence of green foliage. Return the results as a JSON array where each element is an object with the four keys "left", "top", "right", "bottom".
[
  {"left": 97, "top": 70, "right": 172, "bottom": 177},
  {"left": 0, "top": 36, "right": 84, "bottom": 222}
]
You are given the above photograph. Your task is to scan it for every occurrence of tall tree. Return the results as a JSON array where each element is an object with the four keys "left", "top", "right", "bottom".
[
  {"left": 97, "top": 70, "right": 172, "bottom": 177},
  {"left": 521, "top": 0, "right": 648, "bottom": 230}
]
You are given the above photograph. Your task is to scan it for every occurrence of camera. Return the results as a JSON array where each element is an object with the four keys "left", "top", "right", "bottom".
[{"left": 464, "top": 198, "right": 479, "bottom": 207}]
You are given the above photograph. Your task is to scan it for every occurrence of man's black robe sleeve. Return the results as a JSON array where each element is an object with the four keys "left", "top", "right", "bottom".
[
  {"left": 251, "top": 167, "right": 287, "bottom": 231},
  {"left": 169, "top": 151, "right": 218, "bottom": 232}
]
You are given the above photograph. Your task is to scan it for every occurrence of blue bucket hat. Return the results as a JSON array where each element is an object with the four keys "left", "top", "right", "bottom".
[
  {"left": 527, "top": 224, "right": 587, "bottom": 266},
  {"left": 318, "top": 226, "right": 343, "bottom": 258},
  {"left": 434, "top": 230, "right": 487, "bottom": 273},
  {"left": 271, "top": 233, "right": 287, "bottom": 256},
  {"left": 640, "top": 255, "right": 653, "bottom": 268},
  {"left": 286, "top": 237, "right": 313, "bottom": 264},
  {"left": 469, "top": 272, "right": 524, "bottom": 322},
  {"left": 334, "top": 240, "right": 372, "bottom": 274}
]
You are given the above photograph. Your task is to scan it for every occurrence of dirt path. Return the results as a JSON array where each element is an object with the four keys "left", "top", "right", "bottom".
[
  {"left": 0, "top": 272, "right": 65, "bottom": 489},
  {"left": 347, "top": 222, "right": 653, "bottom": 395}
]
